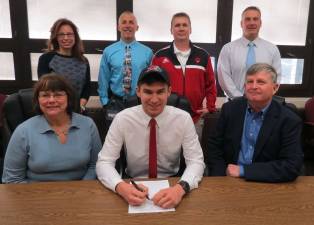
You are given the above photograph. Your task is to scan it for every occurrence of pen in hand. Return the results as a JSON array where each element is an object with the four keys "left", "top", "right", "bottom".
[{"left": 130, "top": 180, "right": 150, "bottom": 200}]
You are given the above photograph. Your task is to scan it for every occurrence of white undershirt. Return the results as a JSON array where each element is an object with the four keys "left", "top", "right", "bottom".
[{"left": 174, "top": 43, "right": 191, "bottom": 75}]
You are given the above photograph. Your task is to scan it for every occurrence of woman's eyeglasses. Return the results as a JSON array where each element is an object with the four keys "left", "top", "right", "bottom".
[
  {"left": 39, "top": 91, "right": 67, "bottom": 100},
  {"left": 57, "top": 33, "right": 74, "bottom": 38}
]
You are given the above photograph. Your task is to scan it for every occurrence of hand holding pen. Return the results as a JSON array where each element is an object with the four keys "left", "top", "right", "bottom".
[
  {"left": 115, "top": 180, "right": 149, "bottom": 206},
  {"left": 130, "top": 180, "right": 150, "bottom": 200}
]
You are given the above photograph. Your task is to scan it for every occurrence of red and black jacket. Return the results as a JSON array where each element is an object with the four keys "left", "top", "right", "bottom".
[{"left": 152, "top": 42, "right": 217, "bottom": 122}]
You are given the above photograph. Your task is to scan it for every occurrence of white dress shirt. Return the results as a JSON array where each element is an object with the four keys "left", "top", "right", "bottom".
[
  {"left": 96, "top": 105, "right": 205, "bottom": 191},
  {"left": 217, "top": 37, "right": 281, "bottom": 99}
]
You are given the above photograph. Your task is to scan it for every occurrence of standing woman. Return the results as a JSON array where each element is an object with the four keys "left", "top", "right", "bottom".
[
  {"left": 38, "top": 18, "right": 90, "bottom": 111},
  {"left": 2, "top": 74, "right": 102, "bottom": 183}
]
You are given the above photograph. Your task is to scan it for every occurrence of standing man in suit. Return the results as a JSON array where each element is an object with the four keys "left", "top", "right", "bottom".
[
  {"left": 152, "top": 12, "right": 216, "bottom": 137},
  {"left": 208, "top": 63, "right": 303, "bottom": 182},
  {"left": 217, "top": 6, "right": 281, "bottom": 100},
  {"left": 98, "top": 11, "right": 153, "bottom": 118}
]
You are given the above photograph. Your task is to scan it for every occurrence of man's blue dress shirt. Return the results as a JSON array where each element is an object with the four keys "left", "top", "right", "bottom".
[
  {"left": 98, "top": 40, "right": 153, "bottom": 105},
  {"left": 238, "top": 103, "right": 270, "bottom": 176}
]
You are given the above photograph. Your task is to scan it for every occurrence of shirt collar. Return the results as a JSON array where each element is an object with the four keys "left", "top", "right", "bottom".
[
  {"left": 37, "top": 115, "right": 53, "bottom": 133},
  {"left": 139, "top": 105, "right": 169, "bottom": 128},
  {"left": 173, "top": 43, "right": 191, "bottom": 57},
  {"left": 241, "top": 36, "right": 260, "bottom": 47},
  {"left": 120, "top": 39, "right": 136, "bottom": 48},
  {"left": 38, "top": 113, "right": 80, "bottom": 134},
  {"left": 138, "top": 107, "right": 153, "bottom": 128},
  {"left": 247, "top": 101, "right": 271, "bottom": 118}
]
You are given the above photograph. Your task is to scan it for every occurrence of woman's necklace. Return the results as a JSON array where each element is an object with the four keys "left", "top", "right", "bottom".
[
  {"left": 54, "top": 128, "right": 68, "bottom": 136},
  {"left": 46, "top": 115, "right": 71, "bottom": 144},
  {"left": 53, "top": 123, "right": 70, "bottom": 137}
]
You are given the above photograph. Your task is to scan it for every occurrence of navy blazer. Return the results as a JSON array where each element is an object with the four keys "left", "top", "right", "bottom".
[{"left": 207, "top": 97, "right": 303, "bottom": 182}]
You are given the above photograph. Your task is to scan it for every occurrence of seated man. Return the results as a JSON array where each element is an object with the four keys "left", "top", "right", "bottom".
[
  {"left": 96, "top": 65, "right": 205, "bottom": 208},
  {"left": 207, "top": 63, "right": 303, "bottom": 182}
]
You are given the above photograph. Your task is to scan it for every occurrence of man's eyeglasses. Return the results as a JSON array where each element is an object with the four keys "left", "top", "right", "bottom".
[
  {"left": 57, "top": 32, "right": 74, "bottom": 38},
  {"left": 39, "top": 91, "right": 67, "bottom": 100}
]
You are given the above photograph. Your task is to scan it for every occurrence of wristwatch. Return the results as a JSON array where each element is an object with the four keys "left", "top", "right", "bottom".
[{"left": 178, "top": 180, "right": 190, "bottom": 194}]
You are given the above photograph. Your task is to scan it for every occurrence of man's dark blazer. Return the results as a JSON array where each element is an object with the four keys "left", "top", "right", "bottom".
[{"left": 207, "top": 97, "right": 303, "bottom": 182}]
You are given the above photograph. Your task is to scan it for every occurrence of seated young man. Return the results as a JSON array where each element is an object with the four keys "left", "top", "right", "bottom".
[
  {"left": 207, "top": 63, "right": 303, "bottom": 182},
  {"left": 96, "top": 65, "right": 205, "bottom": 208}
]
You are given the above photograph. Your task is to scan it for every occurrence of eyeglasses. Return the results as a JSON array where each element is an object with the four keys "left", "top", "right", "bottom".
[
  {"left": 57, "top": 32, "right": 74, "bottom": 38},
  {"left": 39, "top": 91, "right": 67, "bottom": 100}
]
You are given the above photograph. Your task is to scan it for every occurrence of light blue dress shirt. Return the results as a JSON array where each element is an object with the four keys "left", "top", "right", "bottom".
[
  {"left": 98, "top": 40, "right": 153, "bottom": 105},
  {"left": 2, "top": 113, "right": 102, "bottom": 183},
  {"left": 218, "top": 37, "right": 281, "bottom": 99},
  {"left": 238, "top": 103, "right": 270, "bottom": 176}
]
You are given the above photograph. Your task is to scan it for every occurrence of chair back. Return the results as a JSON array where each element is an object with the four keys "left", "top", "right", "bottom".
[
  {"left": 1, "top": 88, "right": 35, "bottom": 156},
  {"left": 126, "top": 93, "right": 193, "bottom": 115},
  {"left": 305, "top": 97, "right": 314, "bottom": 125},
  {"left": 273, "top": 95, "right": 300, "bottom": 116},
  {"left": 303, "top": 97, "right": 314, "bottom": 161},
  {"left": 3, "top": 88, "right": 35, "bottom": 132},
  {"left": 0, "top": 93, "right": 7, "bottom": 182},
  {"left": 0, "top": 94, "right": 7, "bottom": 157}
]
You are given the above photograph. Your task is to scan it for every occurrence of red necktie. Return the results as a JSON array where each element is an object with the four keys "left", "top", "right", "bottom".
[{"left": 149, "top": 118, "right": 157, "bottom": 178}]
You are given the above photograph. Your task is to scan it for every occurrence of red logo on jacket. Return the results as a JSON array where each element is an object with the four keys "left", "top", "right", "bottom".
[
  {"left": 195, "top": 57, "right": 201, "bottom": 64},
  {"left": 162, "top": 58, "right": 169, "bottom": 64}
]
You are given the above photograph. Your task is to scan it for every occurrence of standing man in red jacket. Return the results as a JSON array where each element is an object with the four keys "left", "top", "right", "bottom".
[{"left": 152, "top": 12, "right": 216, "bottom": 136}]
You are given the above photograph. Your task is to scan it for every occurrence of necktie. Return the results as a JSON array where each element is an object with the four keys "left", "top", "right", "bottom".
[
  {"left": 246, "top": 42, "right": 256, "bottom": 69},
  {"left": 149, "top": 118, "right": 157, "bottom": 178},
  {"left": 123, "top": 45, "right": 132, "bottom": 94}
]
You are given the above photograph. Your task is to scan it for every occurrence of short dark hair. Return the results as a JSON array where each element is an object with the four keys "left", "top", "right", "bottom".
[
  {"left": 33, "top": 73, "right": 76, "bottom": 115},
  {"left": 246, "top": 63, "right": 278, "bottom": 83},
  {"left": 242, "top": 6, "right": 261, "bottom": 18},
  {"left": 171, "top": 12, "right": 191, "bottom": 27}
]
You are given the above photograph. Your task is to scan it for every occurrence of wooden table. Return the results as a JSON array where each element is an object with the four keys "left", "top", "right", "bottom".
[{"left": 1, "top": 177, "right": 314, "bottom": 225}]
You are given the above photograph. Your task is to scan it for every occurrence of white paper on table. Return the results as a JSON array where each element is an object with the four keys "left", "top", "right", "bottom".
[{"left": 128, "top": 180, "right": 176, "bottom": 214}]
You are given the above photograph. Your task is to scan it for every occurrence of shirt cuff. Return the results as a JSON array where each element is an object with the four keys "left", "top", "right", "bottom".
[
  {"left": 100, "top": 97, "right": 109, "bottom": 106},
  {"left": 111, "top": 178, "right": 124, "bottom": 193},
  {"left": 239, "top": 165, "right": 245, "bottom": 177}
]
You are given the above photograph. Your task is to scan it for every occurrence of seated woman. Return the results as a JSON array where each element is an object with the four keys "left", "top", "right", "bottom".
[
  {"left": 38, "top": 18, "right": 91, "bottom": 111},
  {"left": 2, "top": 74, "right": 102, "bottom": 183}
]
